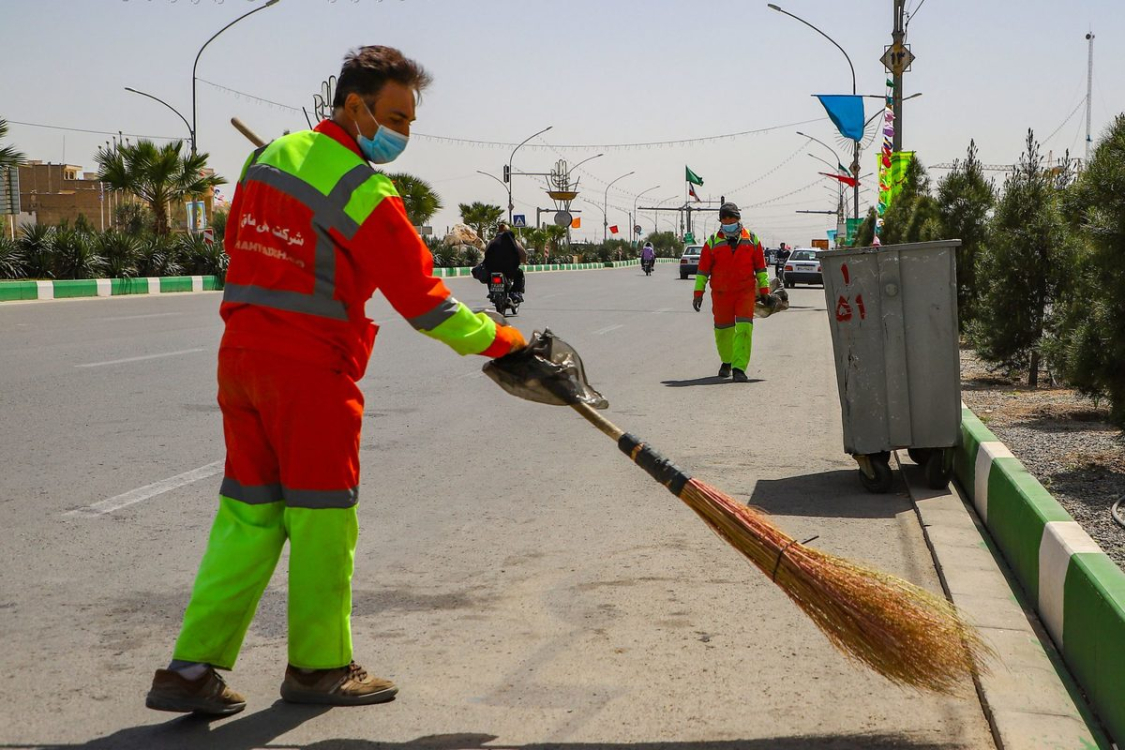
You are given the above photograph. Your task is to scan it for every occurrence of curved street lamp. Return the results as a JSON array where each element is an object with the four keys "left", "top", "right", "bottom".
[
  {"left": 770, "top": 3, "right": 859, "bottom": 218},
  {"left": 192, "top": 0, "right": 281, "bottom": 155},
  {"left": 631, "top": 184, "right": 660, "bottom": 246},
  {"left": 652, "top": 193, "right": 679, "bottom": 232},
  {"left": 603, "top": 171, "right": 634, "bottom": 242},
  {"left": 507, "top": 125, "right": 553, "bottom": 222},
  {"left": 125, "top": 87, "right": 193, "bottom": 144}
]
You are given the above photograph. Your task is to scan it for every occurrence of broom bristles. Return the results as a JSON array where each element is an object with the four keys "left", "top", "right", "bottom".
[{"left": 679, "top": 478, "right": 992, "bottom": 695}]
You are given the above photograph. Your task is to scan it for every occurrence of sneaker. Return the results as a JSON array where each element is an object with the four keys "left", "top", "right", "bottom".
[
  {"left": 732, "top": 368, "right": 749, "bottom": 382},
  {"left": 280, "top": 661, "right": 398, "bottom": 706},
  {"left": 146, "top": 667, "right": 246, "bottom": 716},
  {"left": 717, "top": 363, "right": 732, "bottom": 378}
]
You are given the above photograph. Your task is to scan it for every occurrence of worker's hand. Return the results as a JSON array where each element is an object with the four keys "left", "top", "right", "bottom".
[
  {"left": 757, "top": 293, "right": 772, "bottom": 307},
  {"left": 692, "top": 296, "right": 702, "bottom": 312}
]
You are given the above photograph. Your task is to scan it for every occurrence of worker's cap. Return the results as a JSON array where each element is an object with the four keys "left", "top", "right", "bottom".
[{"left": 718, "top": 202, "right": 741, "bottom": 220}]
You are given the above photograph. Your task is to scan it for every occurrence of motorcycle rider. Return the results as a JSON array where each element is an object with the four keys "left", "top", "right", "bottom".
[
  {"left": 640, "top": 241, "right": 656, "bottom": 273},
  {"left": 692, "top": 202, "right": 769, "bottom": 383},
  {"left": 483, "top": 222, "right": 527, "bottom": 302}
]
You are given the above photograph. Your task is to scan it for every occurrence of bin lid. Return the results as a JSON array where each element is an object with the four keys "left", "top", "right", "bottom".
[{"left": 819, "top": 239, "right": 962, "bottom": 259}]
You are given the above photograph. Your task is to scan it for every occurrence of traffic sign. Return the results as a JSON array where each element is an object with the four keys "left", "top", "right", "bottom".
[
  {"left": 880, "top": 43, "right": 915, "bottom": 75},
  {"left": 512, "top": 214, "right": 527, "bottom": 228},
  {"left": 0, "top": 167, "right": 20, "bottom": 216},
  {"left": 634, "top": 224, "right": 642, "bottom": 235},
  {"left": 553, "top": 211, "right": 572, "bottom": 228}
]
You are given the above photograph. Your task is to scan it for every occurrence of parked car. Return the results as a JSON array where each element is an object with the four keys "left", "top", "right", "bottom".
[
  {"left": 783, "top": 248, "right": 823, "bottom": 287},
  {"left": 680, "top": 245, "right": 703, "bottom": 279}
]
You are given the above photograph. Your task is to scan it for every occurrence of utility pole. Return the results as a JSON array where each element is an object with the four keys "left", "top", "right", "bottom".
[
  {"left": 892, "top": 0, "right": 906, "bottom": 152},
  {"left": 1085, "top": 31, "right": 1095, "bottom": 163}
]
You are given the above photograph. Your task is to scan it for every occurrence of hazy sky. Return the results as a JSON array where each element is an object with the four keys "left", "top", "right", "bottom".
[{"left": 4, "top": 0, "right": 1121, "bottom": 246}]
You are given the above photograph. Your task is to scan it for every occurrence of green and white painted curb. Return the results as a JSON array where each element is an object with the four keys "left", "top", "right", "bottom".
[
  {"left": 430, "top": 257, "right": 676, "bottom": 278},
  {"left": 0, "top": 276, "right": 221, "bottom": 302},
  {"left": 955, "top": 404, "right": 1125, "bottom": 745}
]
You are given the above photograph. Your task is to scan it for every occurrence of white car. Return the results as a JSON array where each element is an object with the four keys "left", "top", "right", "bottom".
[
  {"left": 783, "top": 248, "right": 823, "bottom": 288},
  {"left": 679, "top": 245, "right": 703, "bottom": 279}
]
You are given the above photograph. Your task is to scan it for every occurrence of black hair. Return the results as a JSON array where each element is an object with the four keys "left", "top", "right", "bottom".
[{"left": 332, "top": 46, "right": 433, "bottom": 108}]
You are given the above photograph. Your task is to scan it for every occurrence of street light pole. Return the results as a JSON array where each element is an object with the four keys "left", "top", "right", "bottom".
[
  {"left": 631, "top": 184, "right": 660, "bottom": 247},
  {"left": 124, "top": 87, "right": 193, "bottom": 144},
  {"left": 192, "top": 0, "right": 281, "bottom": 156},
  {"left": 507, "top": 125, "right": 552, "bottom": 223},
  {"left": 603, "top": 171, "right": 634, "bottom": 243},
  {"left": 769, "top": 3, "right": 859, "bottom": 219}
]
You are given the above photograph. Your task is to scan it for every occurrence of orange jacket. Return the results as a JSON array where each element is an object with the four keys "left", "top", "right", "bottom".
[
  {"left": 694, "top": 228, "right": 769, "bottom": 295},
  {"left": 220, "top": 121, "right": 519, "bottom": 380}
]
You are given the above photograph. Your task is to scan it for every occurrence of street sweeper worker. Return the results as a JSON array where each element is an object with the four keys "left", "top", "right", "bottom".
[
  {"left": 146, "top": 45, "right": 525, "bottom": 718},
  {"left": 691, "top": 202, "right": 769, "bottom": 382}
]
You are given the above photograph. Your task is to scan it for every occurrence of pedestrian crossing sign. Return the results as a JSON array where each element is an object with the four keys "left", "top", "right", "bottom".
[{"left": 512, "top": 215, "right": 527, "bottom": 228}]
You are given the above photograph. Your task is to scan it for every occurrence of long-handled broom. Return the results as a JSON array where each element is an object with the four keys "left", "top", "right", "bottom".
[{"left": 485, "top": 330, "right": 990, "bottom": 695}]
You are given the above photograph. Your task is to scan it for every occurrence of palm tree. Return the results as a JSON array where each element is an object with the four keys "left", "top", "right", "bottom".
[
  {"left": 96, "top": 139, "right": 225, "bottom": 236},
  {"left": 458, "top": 201, "right": 504, "bottom": 243},
  {"left": 383, "top": 172, "right": 442, "bottom": 228},
  {"left": 0, "top": 118, "right": 26, "bottom": 171}
]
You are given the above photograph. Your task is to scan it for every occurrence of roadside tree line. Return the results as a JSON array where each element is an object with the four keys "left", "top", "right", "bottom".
[{"left": 852, "top": 115, "right": 1125, "bottom": 425}]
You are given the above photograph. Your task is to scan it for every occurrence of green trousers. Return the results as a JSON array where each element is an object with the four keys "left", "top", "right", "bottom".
[
  {"left": 714, "top": 321, "right": 754, "bottom": 371},
  {"left": 173, "top": 496, "right": 358, "bottom": 670}
]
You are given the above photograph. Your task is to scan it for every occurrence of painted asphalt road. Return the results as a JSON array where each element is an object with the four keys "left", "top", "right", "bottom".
[{"left": 0, "top": 268, "right": 993, "bottom": 749}]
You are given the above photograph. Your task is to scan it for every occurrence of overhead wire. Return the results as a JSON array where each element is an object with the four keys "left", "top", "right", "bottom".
[{"left": 5, "top": 119, "right": 182, "bottom": 142}]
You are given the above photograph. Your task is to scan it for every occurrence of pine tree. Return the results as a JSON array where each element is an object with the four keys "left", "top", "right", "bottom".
[
  {"left": 970, "top": 130, "right": 1077, "bottom": 386},
  {"left": 879, "top": 157, "right": 939, "bottom": 245},
  {"left": 1045, "top": 114, "right": 1125, "bottom": 423},
  {"left": 935, "top": 141, "right": 995, "bottom": 329}
]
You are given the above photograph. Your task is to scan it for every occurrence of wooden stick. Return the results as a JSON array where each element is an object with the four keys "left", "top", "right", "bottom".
[
  {"left": 570, "top": 402, "right": 625, "bottom": 441},
  {"left": 231, "top": 117, "right": 266, "bottom": 147}
]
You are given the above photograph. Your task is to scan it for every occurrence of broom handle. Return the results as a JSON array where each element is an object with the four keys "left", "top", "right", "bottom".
[
  {"left": 569, "top": 402, "right": 625, "bottom": 441},
  {"left": 569, "top": 403, "right": 690, "bottom": 495},
  {"left": 231, "top": 117, "right": 266, "bottom": 148}
]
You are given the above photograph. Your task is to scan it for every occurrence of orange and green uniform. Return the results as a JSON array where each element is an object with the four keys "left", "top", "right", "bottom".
[
  {"left": 693, "top": 227, "right": 769, "bottom": 372},
  {"left": 173, "top": 120, "right": 522, "bottom": 671}
]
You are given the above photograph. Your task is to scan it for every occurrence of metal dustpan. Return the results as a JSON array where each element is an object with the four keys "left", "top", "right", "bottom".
[{"left": 482, "top": 329, "right": 608, "bottom": 409}]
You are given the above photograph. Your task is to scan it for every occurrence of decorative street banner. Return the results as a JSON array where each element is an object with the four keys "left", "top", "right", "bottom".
[
  {"left": 878, "top": 151, "right": 914, "bottom": 219},
  {"left": 609, "top": 225, "right": 619, "bottom": 235},
  {"left": 814, "top": 94, "right": 865, "bottom": 141}
]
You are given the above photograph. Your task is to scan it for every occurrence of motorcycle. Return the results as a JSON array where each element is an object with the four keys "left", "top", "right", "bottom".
[
  {"left": 487, "top": 272, "right": 520, "bottom": 317},
  {"left": 642, "top": 257, "right": 654, "bottom": 276}
]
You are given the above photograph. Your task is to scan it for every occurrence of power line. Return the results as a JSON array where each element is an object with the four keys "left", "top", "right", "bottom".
[
  {"left": 196, "top": 78, "right": 828, "bottom": 150},
  {"left": 5, "top": 119, "right": 182, "bottom": 142}
]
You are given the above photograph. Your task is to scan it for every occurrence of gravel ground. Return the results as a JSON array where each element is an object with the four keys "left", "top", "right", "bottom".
[{"left": 960, "top": 349, "right": 1125, "bottom": 571}]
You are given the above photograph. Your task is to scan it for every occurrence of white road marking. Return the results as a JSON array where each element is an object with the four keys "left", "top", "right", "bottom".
[
  {"left": 100, "top": 312, "right": 182, "bottom": 322},
  {"left": 65, "top": 460, "right": 224, "bottom": 517},
  {"left": 76, "top": 348, "right": 204, "bottom": 368},
  {"left": 652, "top": 307, "right": 672, "bottom": 314},
  {"left": 592, "top": 324, "right": 624, "bottom": 335}
]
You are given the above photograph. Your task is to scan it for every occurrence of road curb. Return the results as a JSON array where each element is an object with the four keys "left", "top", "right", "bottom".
[
  {"left": 430, "top": 258, "right": 676, "bottom": 277},
  {"left": 0, "top": 276, "right": 220, "bottom": 302},
  {"left": 953, "top": 405, "right": 1125, "bottom": 747},
  {"left": 897, "top": 453, "right": 1112, "bottom": 750}
]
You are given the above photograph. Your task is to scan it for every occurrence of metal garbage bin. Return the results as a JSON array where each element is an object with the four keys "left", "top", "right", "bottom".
[{"left": 819, "top": 240, "right": 962, "bottom": 493}]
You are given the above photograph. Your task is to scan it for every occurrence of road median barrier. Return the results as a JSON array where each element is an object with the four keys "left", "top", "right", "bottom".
[
  {"left": 431, "top": 258, "right": 677, "bottom": 277},
  {"left": 955, "top": 404, "right": 1125, "bottom": 745},
  {"left": 1, "top": 276, "right": 221, "bottom": 303}
]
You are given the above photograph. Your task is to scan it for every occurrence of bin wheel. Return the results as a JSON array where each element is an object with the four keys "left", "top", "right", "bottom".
[
  {"left": 858, "top": 452, "right": 894, "bottom": 494},
  {"left": 923, "top": 449, "right": 954, "bottom": 490},
  {"left": 907, "top": 448, "right": 932, "bottom": 465}
]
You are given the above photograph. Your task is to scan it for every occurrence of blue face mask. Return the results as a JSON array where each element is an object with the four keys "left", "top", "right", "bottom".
[
  {"left": 721, "top": 221, "right": 741, "bottom": 236},
  {"left": 354, "top": 102, "right": 409, "bottom": 164}
]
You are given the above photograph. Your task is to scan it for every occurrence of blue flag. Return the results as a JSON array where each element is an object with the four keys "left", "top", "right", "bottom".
[{"left": 815, "top": 94, "right": 865, "bottom": 142}]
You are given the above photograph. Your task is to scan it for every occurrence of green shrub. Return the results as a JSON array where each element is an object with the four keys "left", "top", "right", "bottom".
[{"left": 0, "top": 236, "right": 23, "bottom": 279}]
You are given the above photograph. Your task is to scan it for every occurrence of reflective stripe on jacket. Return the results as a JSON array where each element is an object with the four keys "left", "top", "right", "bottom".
[
  {"left": 693, "top": 228, "right": 769, "bottom": 295},
  {"left": 220, "top": 120, "right": 515, "bottom": 380}
]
